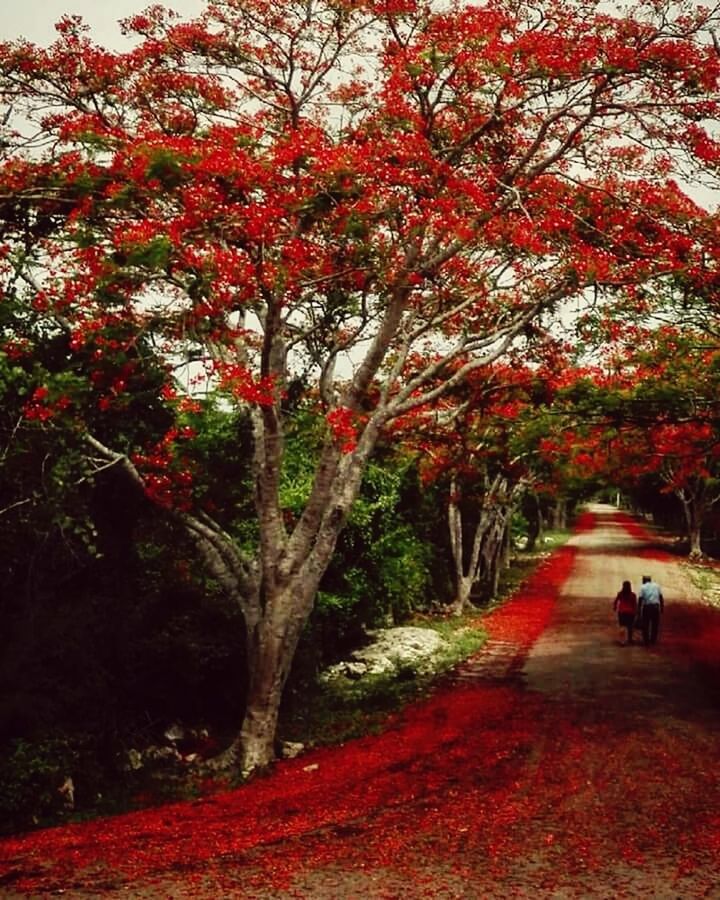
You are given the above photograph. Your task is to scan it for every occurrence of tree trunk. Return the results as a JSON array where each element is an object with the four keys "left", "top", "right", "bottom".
[
  {"left": 501, "top": 521, "right": 511, "bottom": 569},
  {"left": 447, "top": 475, "right": 500, "bottom": 615},
  {"left": 524, "top": 493, "right": 542, "bottom": 552},
  {"left": 237, "top": 593, "right": 309, "bottom": 774},
  {"left": 549, "top": 498, "right": 567, "bottom": 530},
  {"left": 677, "top": 485, "right": 706, "bottom": 560},
  {"left": 681, "top": 497, "right": 703, "bottom": 559},
  {"left": 177, "top": 504, "right": 343, "bottom": 775},
  {"left": 689, "top": 523, "right": 703, "bottom": 559},
  {"left": 450, "top": 574, "right": 474, "bottom": 615},
  {"left": 478, "top": 514, "right": 503, "bottom": 600}
]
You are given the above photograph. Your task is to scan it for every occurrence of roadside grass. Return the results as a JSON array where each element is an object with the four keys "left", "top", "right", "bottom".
[
  {"left": 280, "top": 529, "right": 571, "bottom": 751},
  {"left": 682, "top": 558, "right": 720, "bottom": 610}
]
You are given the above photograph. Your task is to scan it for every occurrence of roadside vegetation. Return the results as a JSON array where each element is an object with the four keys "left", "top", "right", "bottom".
[
  {"left": 0, "top": 484, "right": 572, "bottom": 834},
  {"left": 682, "top": 561, "right": 720, "bottom": 611}
]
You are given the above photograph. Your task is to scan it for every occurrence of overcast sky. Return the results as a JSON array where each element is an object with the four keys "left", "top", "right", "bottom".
[{"left": 1, "top": 0, "right": 205, "bottom": 45}]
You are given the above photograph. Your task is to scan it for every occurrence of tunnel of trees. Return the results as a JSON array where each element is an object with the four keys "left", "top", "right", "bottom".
[{"left": 1, "top": 0, "right": 720, "bottom": 830}]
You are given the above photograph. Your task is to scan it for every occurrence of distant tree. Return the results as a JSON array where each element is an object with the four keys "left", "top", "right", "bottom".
[
  {"left": 604, "top": 328, "right": 720, "bottom": 557},
  {"left": 538, "top": 327, "right": 720, "bottom": 557}
]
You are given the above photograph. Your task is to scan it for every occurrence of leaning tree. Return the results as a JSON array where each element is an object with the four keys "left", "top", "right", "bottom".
[{"left": 0, "top": 0, "right": 718, "bottom": 772}]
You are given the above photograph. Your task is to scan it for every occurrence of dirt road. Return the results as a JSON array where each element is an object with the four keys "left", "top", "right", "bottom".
[
  {"left": 526, "top": 503, "right": 718, "bottom": 717},
  {"left": 3, "top": 504, "right": 720, "bottom": 898},
  {"left": 511, "top": 504, "right": 720, "bottom": 898},
  {"left": 281, "top": 504, "right": 720, "bottom": 899}
]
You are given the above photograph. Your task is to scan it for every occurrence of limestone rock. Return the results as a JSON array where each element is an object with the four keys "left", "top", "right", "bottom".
[{"left": 321, "top": 626, "right": 449, "bottom": 682}]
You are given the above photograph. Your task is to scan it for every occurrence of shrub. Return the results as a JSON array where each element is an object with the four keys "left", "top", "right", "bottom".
[{"left": 0, "top": 736, "right": 79, "bottom": 834}]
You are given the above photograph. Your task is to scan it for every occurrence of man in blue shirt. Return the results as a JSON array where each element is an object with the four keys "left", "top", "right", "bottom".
[{"left": 637, "top": 575, "right": 664, "bottom": 645}]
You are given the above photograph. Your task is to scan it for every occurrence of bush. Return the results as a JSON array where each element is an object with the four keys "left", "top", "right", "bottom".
[{"left": 0, "top": 736, "right": 80, "bottom": 834}]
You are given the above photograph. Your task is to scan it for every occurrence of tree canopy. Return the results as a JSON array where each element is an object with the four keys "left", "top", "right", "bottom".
[{"left": 1, "top": 0, "right": 719, "bottom": 774}]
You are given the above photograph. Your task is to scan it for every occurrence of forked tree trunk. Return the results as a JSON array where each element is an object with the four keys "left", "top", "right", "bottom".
[
  {"left": 450, "top": 571, "right": 475, "bottom": 614},
  {"left": 674, "top": 480, "right": 712, "bottom": 561},
  {"left": 679, "top": 493, "right": 704, "bottom": 559},
  {"left": 481, "top": 514, "right": 506, "bottom": 599},
  {"left": 188, "top": 523, "right": 347, "bottom": 775},
  {"left": 447, "top": 475, "right": 502, "bottom": 615},
  {"left": 180, "top": 424, "right": 377, "bottom": 774}
]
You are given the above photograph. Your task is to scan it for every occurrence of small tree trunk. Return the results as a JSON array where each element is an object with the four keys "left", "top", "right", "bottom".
[
  {"left": 684, "top": 503, "right": 703, "bottom": 559},
  {"left": 479, "top": 517, "right": 502, "bottom": 600},
  {"left": 549, "top": 498, "right": 566, "bottom": 530},
  {"left": 489, "top": 523, "right": 504, "bottom": 596},
  {"left": 447, "top": 475, "right": 498, "bottom": 615},
  {"left": 678, "top": 488, "right": 705, "bottom": 560},
  {"left": 524, "top": 494, "right": 542, "bottom": 552},
  {"left": 501, "top": 522, "right": 511, "bottom": 569},
  {"left": 689, "top": 524, "right": 703, "bottom": 559},
  {"left": 449, "top": 574, "right": 474, "bottom": 615}
]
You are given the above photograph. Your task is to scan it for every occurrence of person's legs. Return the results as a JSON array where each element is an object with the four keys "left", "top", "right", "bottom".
[
  {"left": 642, "top": 607, "right": 651, "bottom": 645},
  {"left": 618, "top": 613, "right": 633, "bottom": 644},
  {"left": 649, "top": 606, "right": 660, "bottom": 644}
]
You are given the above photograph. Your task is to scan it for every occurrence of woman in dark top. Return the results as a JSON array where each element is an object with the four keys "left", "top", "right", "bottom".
[{"left": 613, "top": 580, "right": 637, "bottom": 645}]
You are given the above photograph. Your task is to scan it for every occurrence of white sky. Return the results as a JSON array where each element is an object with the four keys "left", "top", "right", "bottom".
[{"left": 1, "top": 1, "right": 205, "bottom": 45}]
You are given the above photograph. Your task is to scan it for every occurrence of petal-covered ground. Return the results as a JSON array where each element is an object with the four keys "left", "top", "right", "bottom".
[{"left": 2, "top": 504, "right": 720, "bottom": 898}]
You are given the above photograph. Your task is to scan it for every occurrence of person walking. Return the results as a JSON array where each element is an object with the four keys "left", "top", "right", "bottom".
[
  {"left": 637, "top": 575, "right": 664, "bottom": 645},
  {"left": 613, "top": 580, "right": 637, "bottom": 645}
]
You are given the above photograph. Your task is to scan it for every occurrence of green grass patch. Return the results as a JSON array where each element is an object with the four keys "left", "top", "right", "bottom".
[
  {"left": 280, "top": 612, "right": 487, "bottom": 749},
  {"left": 682, "top": 559, "right": 720, "bottom": 609}
]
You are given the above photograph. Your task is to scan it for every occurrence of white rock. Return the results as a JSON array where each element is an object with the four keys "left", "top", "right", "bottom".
[
  {"left": 127, "top": 748, "right": 143, "bottom": 771},
  {"left": 280, "top": 741, "right": 305, "bottom": 759},
  {"left": 143, "top": 745, "right": 182, "bottom": 764},
  {"left": 320, "top": 626, "right": 449, "bottom": 682},
  {"left": 58, "top": 776, "right": 75, "bottom": 809},
  {"left": 164, "top": 723, "right": 185, "bottom": 743}
]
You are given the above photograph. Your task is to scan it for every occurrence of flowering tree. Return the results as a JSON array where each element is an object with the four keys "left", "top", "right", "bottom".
[
  {"left": 534, "top": 325, "right": 720, "bottom": 557},
  {"left": 1, "top": 0, "right": 718, "bottom": 773},
  {"left": 602, "top": 328, "right": 720, "bottom": 557},
  {"left": 395, "top": 359, "right": 553, "bottom": 613}
]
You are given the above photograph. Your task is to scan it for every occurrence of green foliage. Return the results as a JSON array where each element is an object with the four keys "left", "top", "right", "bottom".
[
  {"left": 281, "top": 439, "right": 448, "bottom": 708},
  {"left": 368, "top": 525, "right": 430, "bottom": 620},
  {"left": 125, "top": 235, "right": 174, "bottom": 270},
  {"left": 0, "top": 327, "right": 249, "bottom": 830},
  {"left": 145, "top": 147, "right": 192, "bottom": 188},
  {"left": 279, "top": 416, "right": 443, "bottom": 657},
  {"left": 0, "top": 736, "right": 79, "bottom": 833},
  {"left": 318, "top": 455, "right": 434, "bottom": 635},
  {"left": 279, "top": 407, "right": 324, "bottom": 514},
  {"left": 178, "top": 397, "right": 255, "bottom": 539}
]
